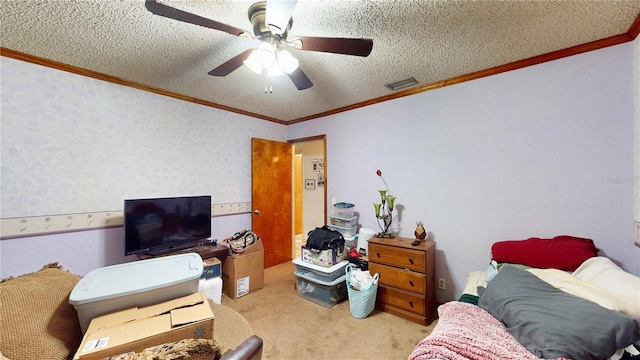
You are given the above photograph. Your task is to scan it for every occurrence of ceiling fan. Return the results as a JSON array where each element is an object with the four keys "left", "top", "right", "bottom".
[{"left": 145, "top": 0, "right": 373, "bottom": 91}]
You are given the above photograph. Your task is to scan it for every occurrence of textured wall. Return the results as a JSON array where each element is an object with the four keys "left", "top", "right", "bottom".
[
  {"left": 0, "top": 56, "right": 284, "bottom": 277},
  {"left": 1, "top": 57, "right": 286, "bottom": 218}
]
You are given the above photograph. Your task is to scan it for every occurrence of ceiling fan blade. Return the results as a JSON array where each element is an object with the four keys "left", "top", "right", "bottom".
[
  {"left": 292, "top": 36, "right": 373, "bottom": 57},
  {"left": 145, "top": 0, "right": 249, "bottom": 37},
  {"left": 265, "top": 0, "right": 297, "bottom": 35},
  {"left": 208, "top": 49, "right": 254, "bottom": 77},
  {"left": 287, "top": 68, "right": 313, "bottom": 90}
]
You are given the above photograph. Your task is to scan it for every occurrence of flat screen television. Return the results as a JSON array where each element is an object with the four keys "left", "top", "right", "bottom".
[{"left": 124, "top": 195, "right": 212, "bottom": 256}]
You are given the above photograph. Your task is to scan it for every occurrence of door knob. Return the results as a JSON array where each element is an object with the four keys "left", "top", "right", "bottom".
[{"left": 253, "top": 209, "right": 260, "bottom": 214}]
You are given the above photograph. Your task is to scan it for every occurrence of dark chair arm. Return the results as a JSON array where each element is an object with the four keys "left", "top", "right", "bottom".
[{"left": 219, "top": 335, "right": 263, "bottom": 360}]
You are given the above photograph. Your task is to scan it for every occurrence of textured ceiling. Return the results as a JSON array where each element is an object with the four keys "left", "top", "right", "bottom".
[{"left": 2, "top": 1, "right": 640, "bottom": 123}]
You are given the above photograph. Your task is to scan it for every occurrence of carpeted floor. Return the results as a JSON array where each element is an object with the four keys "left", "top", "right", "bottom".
[{"left": 221, "top": 261, "right": 437, "bottom": 360}]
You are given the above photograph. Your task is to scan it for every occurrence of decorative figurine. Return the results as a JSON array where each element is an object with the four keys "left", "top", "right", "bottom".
[{"left": 414, "top": 221, "right": 427, "bottom": 240}]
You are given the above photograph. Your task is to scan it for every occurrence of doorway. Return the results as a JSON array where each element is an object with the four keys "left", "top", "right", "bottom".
[{"left": 290, "top": 136, "right": 327, "bottom": 259}]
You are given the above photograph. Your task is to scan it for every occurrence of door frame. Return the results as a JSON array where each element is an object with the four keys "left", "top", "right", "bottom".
[{"left": 289, "top": 134, "right": 327, "bottom": 256}]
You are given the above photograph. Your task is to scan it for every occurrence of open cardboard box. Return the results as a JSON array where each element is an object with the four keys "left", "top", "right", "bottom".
[
  {"left": 73, "top": 292, "right": 214, "bottom": 360},
  {"left": 222, "top": 239, "right": 264, "bottom": 299},
  {"left": 202, "top": 257, "right": 222, "bottom": 279}
]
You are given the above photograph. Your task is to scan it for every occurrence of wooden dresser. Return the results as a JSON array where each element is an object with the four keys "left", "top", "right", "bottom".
[{"left": 367, "top": 237, "right": 436, "bottom": 325}]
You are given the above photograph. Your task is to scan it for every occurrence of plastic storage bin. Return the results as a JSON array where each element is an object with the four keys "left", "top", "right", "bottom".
[
  {"left": 294, "top": 269, "right": 347, "bottom": 308},
  {"left": 301, "top": 245, "right": 347, "bottom": 267},
  {"left": 345, "top": 235, "right": 357, "bottom": 249},
  {"left": 69, "top": 253, "right": 203, "bottom": 333},
  {"left": 334, "top": 202, "right": 355, "bottom": 218},
  {"left": 328, "top": 224, "right": 357, "bottom": 238},
  {"left": 329, "top": 214, "right": 358, "bottom": 227},
  {"left": 292, "top": 257, "right": 348, "bottom": 283}
]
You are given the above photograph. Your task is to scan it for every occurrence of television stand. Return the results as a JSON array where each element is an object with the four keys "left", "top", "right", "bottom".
[
  {"left": 137, "top": 242, "right": 229, "bottom": 262},
  {"left": 146, "top": 240, "right": 200, "bottom": 256}
]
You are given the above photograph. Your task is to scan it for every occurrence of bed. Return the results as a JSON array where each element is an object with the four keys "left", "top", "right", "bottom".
[{"left": 409, "top": 235, "right": 640, "bottom": 360}]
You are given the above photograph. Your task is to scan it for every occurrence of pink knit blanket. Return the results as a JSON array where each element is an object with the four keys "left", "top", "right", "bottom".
[{"left": 408, "top": 302, "right": 569, "bottom": 360}]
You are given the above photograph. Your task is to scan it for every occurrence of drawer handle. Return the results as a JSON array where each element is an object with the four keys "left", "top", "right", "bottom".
[
  {"left": 408, "top": 301, "right": 414, "bottom": 308},
  {"left": 376, "top": 253, "right": 381, "bottom": 258},
  {"left": 409, "top": 280, "right": 414, "bottom": 287},
  {"left": 409, "top": 258, "right": 414, "bottom": 265}
]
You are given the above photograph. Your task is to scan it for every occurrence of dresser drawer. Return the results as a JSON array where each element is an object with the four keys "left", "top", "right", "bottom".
[
  {"left": 368, "top": 242, "right": 426, "bottom": 272},
  {"left": 369, "top": 262, "right": 426, "bottom": 294},
  {"left": 376, "top": 285, "right": 426, "bottom": 315}
]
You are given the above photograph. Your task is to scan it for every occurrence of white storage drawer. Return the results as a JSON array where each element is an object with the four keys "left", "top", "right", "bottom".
[
  {"left": 294, "top": 269, "right": 347, "bottom": 308},
  {"left": 292, "top": 257, "right": 348, "bottom": 282}
]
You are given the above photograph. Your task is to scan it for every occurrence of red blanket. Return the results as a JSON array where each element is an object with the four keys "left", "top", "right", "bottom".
[
  {"left": 408, "top": 302, "right": 569, "bottom": 360},
  {"left": 491, "top": 235, "right": 599, "bottom": 271}
]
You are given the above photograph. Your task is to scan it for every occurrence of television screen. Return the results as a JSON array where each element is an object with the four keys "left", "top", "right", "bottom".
[{"left": 124, "top": 195, "right": 212, "bottom": 256}]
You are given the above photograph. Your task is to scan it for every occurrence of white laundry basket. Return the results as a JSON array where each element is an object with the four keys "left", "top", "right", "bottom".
[{"left": 345, "top": 264, "right": 379, "bottom": 319}]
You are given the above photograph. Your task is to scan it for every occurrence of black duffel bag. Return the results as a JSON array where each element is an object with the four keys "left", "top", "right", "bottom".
[{"left": 305, "top": 225, "right": 345, "bottom": 253}]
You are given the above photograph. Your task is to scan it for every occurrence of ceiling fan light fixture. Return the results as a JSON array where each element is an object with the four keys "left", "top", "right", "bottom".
[
  {"left": 265, "top": 0, "right": 297, "bottom": 35},
  {"left": 147, "top": 0, "right": 374, "bottom": 91},
  {"left": 256, "top": 41, "right": 277, "bottom": 68},
  {"left": 243, "top": 51, "right": 264, "bottom": 75},
  {"left": 243, "top": 43, "right": 299, "bottom": 76},
  {"left": 267, "top": 66, "right": 285, "bottom": 77},
  {"left": 278, "top": 49, "right": 299, "bottom": 74},
  {"left": 288, "top": 38, "right": 303, "bottom": 49}
]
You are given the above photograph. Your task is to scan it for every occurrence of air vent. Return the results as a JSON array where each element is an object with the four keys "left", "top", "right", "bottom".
[{"left": 385, "top": 77, "right": 419, "bottom": 91}]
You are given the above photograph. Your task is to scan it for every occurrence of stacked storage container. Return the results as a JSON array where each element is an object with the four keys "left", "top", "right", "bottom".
[
  {"left": 294, "top": 202, "right": 356, "bottom": 307},
  {"left": 292, "top": 257, "right": 348, "bottom": 308},
  {"left": 329, "top": 202, "right": 358, "bottom": 248}
]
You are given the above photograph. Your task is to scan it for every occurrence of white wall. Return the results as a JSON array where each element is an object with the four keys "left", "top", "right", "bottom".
[
  {"left": 294, "top": 139, "right": 325, "bottom": 236},
  {"left": 288, "top": 41, "right": 639, "bottom": 302},
  {"left": 2, "top": 41, "right": 637, "bottom": 302},
  {"left": 0, "top": 57, "right": 286, "bottom": 277}
]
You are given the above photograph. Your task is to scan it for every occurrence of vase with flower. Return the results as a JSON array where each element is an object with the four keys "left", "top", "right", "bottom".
[{"left": 373, "top": 169, "right": 396, "bottom": 238}]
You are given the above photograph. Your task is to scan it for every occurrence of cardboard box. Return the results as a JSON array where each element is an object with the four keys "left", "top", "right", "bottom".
[
  {"left": 69, "top": 253, "right": 203, "bottom": 334},
  {"left": 222, "top": 239, "right": 264, "bottom": 299},
  {"left": 201, "top": 257, "right": 222, "bottom": 279},
  {"left": 73, "top": 292, "right": 214, "bottom": 360}
]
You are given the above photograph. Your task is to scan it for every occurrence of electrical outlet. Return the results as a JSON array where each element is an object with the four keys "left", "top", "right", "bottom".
[{"left": 438, "top": 277, "right": 446, "bottom": 290}]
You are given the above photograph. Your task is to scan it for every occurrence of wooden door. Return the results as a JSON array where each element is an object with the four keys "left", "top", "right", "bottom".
[{"left": 251, "top": 138, "right": 292, "bottom": 267}]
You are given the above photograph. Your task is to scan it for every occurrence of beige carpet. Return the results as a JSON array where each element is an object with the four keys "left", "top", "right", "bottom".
[{"left": 221, "top": 261, "right": 437, "bottom": 360}]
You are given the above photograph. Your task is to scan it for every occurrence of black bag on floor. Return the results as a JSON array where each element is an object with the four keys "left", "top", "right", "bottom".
[{"left": 306, "top": 226, "right": 345, "bottom": 253}]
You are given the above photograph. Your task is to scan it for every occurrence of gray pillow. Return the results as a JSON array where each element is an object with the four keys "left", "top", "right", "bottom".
[{"left": 478, "top": 265, "right": 640, "bottom": 360}]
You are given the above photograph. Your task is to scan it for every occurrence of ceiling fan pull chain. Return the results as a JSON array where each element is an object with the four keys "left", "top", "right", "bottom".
[{"left": 263, "top": 72, "right": 272, "bottom": 94}]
